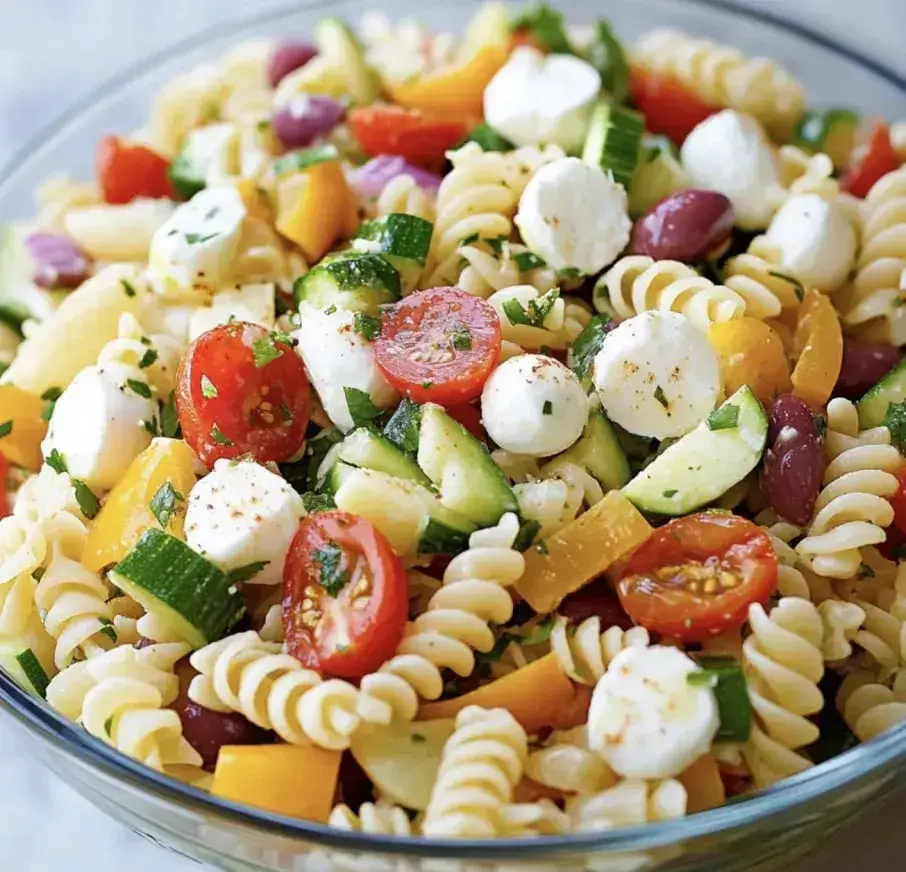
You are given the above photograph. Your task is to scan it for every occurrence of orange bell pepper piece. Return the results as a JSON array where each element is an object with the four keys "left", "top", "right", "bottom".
[
  {"left": 678, "top": 754, "right": 726, "bottom": 813},
  {"left": 791, "top": 289, "right": 843, "bottom": 409},
  {"left": 388, "top": 46, "right": 508, "bottom": 119},
  {"left": 0, "top": 385, "right": 48, "bottom": 471},
  {"left": 709, "top": 317, "right": 791, "bottom": 406}
]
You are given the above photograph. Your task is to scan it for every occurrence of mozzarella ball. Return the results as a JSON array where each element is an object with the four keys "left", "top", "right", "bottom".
[
  {"left": 188, "top": 282, "right": 276, "bottom": 339},
  {"left": 482, "top": 354, "right": 587, "bottom": 457},
  {"left": 763, "top": 193, "right": 857, "bottom": 291},
  {"left": 516, "top": 157, "right": 632, "bottom": 275},
  {"left": 681, "top": 110, "right": 781, "bottom": 230},
  {"left": 484, "top": 47, "right": 601, "bottom": 152},
  {"left": 593, "top": 311, "right": 720, "bottom": 439},
  {"left": 185, "top": 458, "right": 305, "bottom": 585},
  {"left": 42, "top": 363, "right": 155, "bottom": 491}
]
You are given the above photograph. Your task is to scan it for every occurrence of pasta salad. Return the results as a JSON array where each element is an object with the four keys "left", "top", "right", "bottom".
[{"left": 2, "top": 0, "right": 906, "bottom": 839}]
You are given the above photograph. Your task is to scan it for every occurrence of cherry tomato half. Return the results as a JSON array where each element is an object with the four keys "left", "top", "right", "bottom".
[
  {"left": 175, "top": 322, "right": 310, "bottom": 469},
  {"left": 283, "top": 511, "right": 408, "bottom": 679},
  {"left": 630, "top": 70, "right": 716, "bottom": 147},
  {"left": 374, "top": 287, "right": 502, "bottom": 405},
  {"left": 616, "top": 512, "right": 778, "bottom": 642},
  {"left": 841, "top": 122, "right": 903, "bottom": 199},
  {"left": 445, "top": 403, "right": 486, "bottom": 441},
  {"left": 888, "top": 467, "right": 906, "bottom": 537},
  {"left": 96, "top": 136, "right": 173, "bottom": 204},
  {"left": 348, "top": 106, "right": 468, "bottom": 168}
]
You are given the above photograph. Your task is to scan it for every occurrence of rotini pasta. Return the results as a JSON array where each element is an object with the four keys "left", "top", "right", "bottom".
[
  {"left": 329, "top": 802, "right": 415, "bottom": 835},
  {"left": 375, "top": 174, "right": 437, "bottom": 224},
  {"left": 457, "top": 241, "right": 557, "bottom": 299},
  {"left": 0, "top": 516, "right": 46, "bottom": 585},
  {"left": 551, "top": 615, "right": 650, "bottom": 685},
  {"left": 96, "top": 312, "right": 184, "bottom": 397},
  {"left": 836, "top": 668, "right": 906, "bottom": 741},
  {"left": 722, "top": 236, "right": 803, "bottom": 319},
  {"left": 526, "top": 726, "right": 617, "bottom": 795},
  {"left": 566, "top": 778, "right": 687, "bottom": 831},
  {"left": 774, "top": 145, "right": 840, "bottom": 205}
]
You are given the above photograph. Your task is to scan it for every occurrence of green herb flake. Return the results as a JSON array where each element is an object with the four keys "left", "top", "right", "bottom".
[
  {"left": 40, "top": 386, "right": 63, "bottom": 421},
  {"left": 252, "top": 336, "right": 284, "bottom": 368},
  {"left": 707, "top": 404, "right": 740, "bottom": 432},
  {"left": 312, "top": 542, "right": 350, "bottom": 597},
  {"left": 227, "top": 561, "right": 270, "bottom": 584},
  {"left": 184, "top": 232, "right": 219, "bottom": 245},
  {"left": 663, "top": 489, "right": 678, "bottom": 499},
  {"left": 687, "top": 670, "right": 718, "bottom": 688},
  {"left": 460, "top": 232, "right": 480, "bottom": 247},
  {"left": 570, "top": 314, "right": 612, "bottom": 387},
  {"left": 410, "top": 732, "right": 427, "bottom": 744},
  {"left": 279, "top": 401, "right": 293, "bottom": 423},
  {"left": 302, "top": 491, "right": 337, "bottom": 514},
  {"left": 353, "top": 312, "right": 382, "bottom": 341},
  {"left": 510, "top": 3, "right": 572, "bottom": 53},
  {"left": 768, "top": 270, "right": 805, "bottom": 302},
  {"left": 882, "top": 400, "right": 906, "bottom": 454},
  {"left": 450, "top": 324, "right": 472, "bottom": 351},
  {"left": 138, "top": 348, "right": 158, "bottom": 369},
  {"left": 519, "top": 615, "right": 555, "bottom": 646},
  {"left": 98, "top": 617, "right": 118, "bottom": 645},
  {"left": 324, "top": 304, "right": 337, "bottom": 315},
  {"left": 653, "top": 385, "right": 669, "bottom": 409},
  {"left": 814, "top": 413, "right": 828, "bottom": 439},
  {"left": 513, "top": 519, "right": 542, "bottom": 552},
  {"left": 149, "top": 482, "right": 185, "bottom": 529},
  {"left": 513, "top": 251, "right": 546, "bottom": 271},
  {"left": 126, "top": 379, "right": 152, "bottom": 399},
  {"left": 485, "top": 235, "right": 508, "bottom": 255},
  {"left": 0, "top": 420, "right": 12, "bottom": 439},
  {"left": 502, "top": 289, "right": 560, "bottom": 328},
  {"left": 160, "top": 391, "right": 181, "bottom": 438},
  {"left": 142, "top": 417, "right": 159, "bottom": 436},
  {"left": 104, "top": 716, "right": 114, "bottom": 737},
  {"left": 857, "top": 562, "right": 875, "bottom": 579},
  {"left": 344, "top": 386, "right": 382, "bottom": 429},
  {"left": 120, "top": 279, "right": 137, "bottom": 298},
  {"left": 200, "top": 375, "right": 219, "bottom": 399},
  {"left": 45, "top": 449, "right": 67, "bottom": 474},
  {"left": 210, "top": 424, "right": 234, "bottom": 446},
  {"left": 542, "top": 400, "right": 553, "bottom": 416},
  {"left": 73, "top": 480, "right": 100, "bottom": 519},
  {"left": 535, "top": 539, "right": 549, "bottom": 555}
]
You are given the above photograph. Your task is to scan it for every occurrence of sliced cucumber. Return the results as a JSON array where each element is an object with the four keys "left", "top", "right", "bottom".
[
  {"left": 622, "top": 386, "right": 768, "bottom": 516},
  {"left": 112, "top": 530, "right": 245, "bottom": 648},
  {"left": 857, "top": 359, "right": 906, "bottom": 429},
  {"left": 557, "top": 409, "right": 630, "bottom": 492},
  {"left": 383, "top": 399, "right": 422, "bottom": 454},
  {"left": 0, "top": 645, "right": 51, "bottom": 698},
  {"left": 334, "top": 467, "right": 474, "bottom": 555},
  {"left": 293, "top": 253, "right": 401, "bottom": 314},
  {"left": 353, "top": 214, "right": 433, "bottom": 292},
  {"left": 322, "top": 458, "right": 357, "bottom": 495},
  {"left": 582, "top": 102, "right": 644, "bottom": 190},
  {"left": 454, "top": 122, "right": 514, "bottom": 154},
  {"left": 168, "top": 123, "right": 237, "bottom": 200},
  {"left": 417, "top": 403, "right": 518, "bottom": 527},
  {"left": 628, "top": 136, "right": 689, "bottom": 217},
  {"left": 314, "top": 17, "right": 381, "bottom": 104},
  {"left": 338, "top": 427, "right": 432, "bottom": 486},
  {"left": 794, "top": 108, "right": 860, "bottom": 170}
]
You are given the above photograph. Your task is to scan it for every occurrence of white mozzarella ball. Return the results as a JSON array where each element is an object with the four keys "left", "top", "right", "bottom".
[
  {"left": 763, "top": 193, "right": 858, "bottom": 291},
  {"left": 484, "top": 47, "right": 601, "bottom": 152},
  {"left": 681, "top": 110, "right": 780, "bottom": 230},
  {"left": 592, "top": 311, "right": 720, "bottom": 440},
  {"left": 481, "top": 354, "right": 587, "bottom": 457},
  {"left": 42, "top": 363, "right": 155, "bottom": 491},
  {"left": 188, "top": 282, "right": 276, "bottom": 339},
  {"left": 515, "top": 157, "right": 632, "bottom": 275},
  {"left": 185, "top": 458, "right": 305, "bottom": 585}
]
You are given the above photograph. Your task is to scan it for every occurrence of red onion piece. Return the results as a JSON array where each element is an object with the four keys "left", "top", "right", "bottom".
[
  {"left": 267, "top": 41, "right": 318, "bottom": 89},
  {"left": 272, "top": 96, "right": 346, "bottom": 149},
  {"left": 349, "top": 155, "right": 443, "bottom": 198},
  {"left": 24, "top": 232, "right": 91, "bottom": 289}
]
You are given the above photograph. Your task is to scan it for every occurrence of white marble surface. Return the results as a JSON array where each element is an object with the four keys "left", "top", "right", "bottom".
[{"left": 1, "top": 1, "right": 906, "bottom": 870}]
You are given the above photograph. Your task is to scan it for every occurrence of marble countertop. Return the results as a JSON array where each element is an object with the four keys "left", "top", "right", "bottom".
[{"left": 1, "top": 1, "right": 905, "bottom": 870}]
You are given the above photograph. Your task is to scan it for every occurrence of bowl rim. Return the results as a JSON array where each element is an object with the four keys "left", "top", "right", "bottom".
[{"left": 2, "top": 0, "right": 906, "bottom": 859}]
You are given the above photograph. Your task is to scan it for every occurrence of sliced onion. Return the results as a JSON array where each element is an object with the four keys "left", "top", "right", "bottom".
[
  {"left": 349, "top": 155, "right": 444, "bottom": 198},
  {"left": 272, "top": 96, "right": 346, "bottom": 149},
  {"left": 24, "top": 232, "right": 91, "bottom": 289},
  {"left": 267, "top": 41, "right": 318, "bottom": 89}
]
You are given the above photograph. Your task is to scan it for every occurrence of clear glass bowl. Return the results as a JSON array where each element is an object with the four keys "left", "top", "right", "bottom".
[{"left": 2, "top": 1, "right": 906, "bottom": 869}]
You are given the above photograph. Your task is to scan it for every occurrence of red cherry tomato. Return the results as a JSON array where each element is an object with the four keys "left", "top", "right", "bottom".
[
  {"left": 96, "top": 136, "right": 174, "bottom": 204},
  {"left": 348, "top": 106, "right": 468, "bottom": 167},
  {"left": 374, "top": 287, "right": 502, "bottom": 405},
  {"left": 445, "top": 403, "right": 486, "bottom": 441},
  {"left": 888, "top": 467, "right": 906, "bottom": 536},
  {"left": 283, "top": 511, "right": 408, "bottom": 679},
  {"left": 630, "top": 70, "right": 717, "bottom": 146},
  {"left": 0, "top": 455, "right": 10, "bottom": 519},
  {"left": 175, "top": 322, "right": 310, "bottom": 469},
  {"left": 841, "top": 122, "right": 903, "bottom": 199},
  {"left": 616, "top": 512, "right": 778, "bottom": 642}
]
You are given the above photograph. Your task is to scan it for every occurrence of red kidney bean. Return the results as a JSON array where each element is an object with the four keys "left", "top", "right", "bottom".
[
  {"left": 630, "top": 189, "right": 734, "bottom": 263},
  {"left": 267, "top": 41, "right": 318, "bottom": 88},
  {"left": 557, "top": 579, "right": 633, "bottom": 630},
  {"left": 24, "top": 232, "right": 91, "bottom": 289},
  {"left": 760, "top": 394, "right": 825, "bottom": 526},
  {"left": 272, "top": 96, "right": 346, "bottom": 149},
  {"left": 834, "top": 339, "right": 901, "bottom": 400}
]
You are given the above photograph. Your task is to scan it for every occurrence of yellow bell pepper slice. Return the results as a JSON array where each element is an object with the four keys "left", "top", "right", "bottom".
[
  {"left": 213, "top": 744, "right": 341, "bottom": 823},
  {"left": 84, "top": 438, "right": 196, "bottom": 572},
  {"left": 0, "top": 385, "right": 47, "bottom": 471},
  {"left": 388, "top": 46, "right": 508, "bottom": 119},
  {"left": 678, "top": 754, "right": 726, "bottom": 813},
  {"left": 791, "top": 289, "right": 843, "bottom": 409},
  {"left": 709, "top": 317, "right": 791, "bottom": 406},
  {"left": 233, "top": 178, "right": 273, "bottom": 223},
  {"left": 275, "top": 160, "right": 355, "bottom": 262},
  {"left": 514, "top": 490, "right": 653, "bottom": 614}
]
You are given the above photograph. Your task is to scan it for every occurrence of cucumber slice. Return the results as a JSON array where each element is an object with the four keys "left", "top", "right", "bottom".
[
  {"left": 314, "top": 17, "right": 381, "bottom": 104},
  {"left": 323, "top": 459, "right": 357, "bottom": 495},
  {"left": 628, "top": 136, "right": 689, "bottom": 217},
  {"left": 582, "top": 102, "right": 644, "bottom": 190},
  {"left": 383, "top": 399, "right": 422, "bottom": 454},
  {"left": 353, "top": 214, "right": 433, "bottom": 292},
  {"left": 454, "top": 123, "right": 515, "bottom": 154},
  {"left": 112, "top": 530, "right": 245, "bottom": 648},
  {"left": 857, "top": 359, "right": 906, "bottom": 429},
  {"left": 622, "top": 386, "right": 768, "bottom": 516},
  {"left": 168, "top": 123, "right": 236, "bottom": 200},
  {"left": 334, "top": 467, "right": 474, "bottom": 555},
  {"left": 794, "top": 108, "right": 860, "bottom": 170},
  {"left": 293, "top": 253, "right": 401, "bottom": 314},
  {"left": 417, "top": 403, "right": 518, "bottom": 527},
  {"left": 557, "top": 409, "right": 630, "bottom": 492},
  {"left": 0, "top": 645, "right": 51, "bottom": 698},
  {"left": 338, "top": 427, "right": 433, "bottom": 487}
]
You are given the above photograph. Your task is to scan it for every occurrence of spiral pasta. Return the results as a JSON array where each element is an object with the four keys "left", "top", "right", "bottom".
[
  {"left": 836, "top": 668, "right": 906, "bottom": 741},
  {"left": 328, "top": 802, "right": 415, "bottom": 835},
  {"left": 551, "top": 615, "right": 650, "bottom": 686},
  {"left": 774, "top": 145, "right": 840, "bottom": 205},
  {"left": 457, "top": 241, "right": 558, "bottom": 299},
  {"left": 0, "top": 573, "right": 40, "bottom": 638},
  {"left": 796, "top": 399, "right": 901, "bottom": 580},
  {"left": 375, "top": 174, "right": 437, "bottom": 224},
  {"left": 632, "top": 28, "right": 806, "bottom": 135},
  {"left": 565, "top": 778, "right": 687, "bottom": 832},
  {"left": 422, "top": 705, "right": 528, "bottom": 838},
  {"left": 14, "top": 465, "right": 83, "bottom": 529},
  {"left": 0, "top": 516, "right": 46, "bottom": 585},
  {"left": 721, "top": 236, "right": 804, "bottom": 320},
  {"left": 96, "top": 312, "right": 184, "bottom": 397},
  {"left": 759, "top": 512, "right": 835, "bottom": 603},
  {"left": 595, "top": 256, "right": 746, "bottom": 331},
  {"left": 526, "top": 726, "right": 617, "bottom": 795},
  {"left": 742, "top": 598, "right": 824, "bottom": 788}
]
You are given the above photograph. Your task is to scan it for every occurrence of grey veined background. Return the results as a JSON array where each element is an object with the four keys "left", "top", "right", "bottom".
[{"left": 0, "top": 0, "right": 905, "bottom": 870}]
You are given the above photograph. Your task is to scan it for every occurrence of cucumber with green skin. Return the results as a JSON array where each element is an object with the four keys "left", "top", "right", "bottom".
[
  {"left": 0, "top": 645, "right": 50, "bottom": 698},
  {"left": 857, "top": 359, "right": 906, "bottom": 430},
  {"left": 314, "top": 17, "right": 381, "bottom": 104},
  {"left": 582, "top": 102, "right": 645, "bottom": 190},
  {"left": 353, "top": 214, "right": 434, "bottom": 292},
  {"left": 294, "top": 253, "right": 401, "bottom": 314},
  {"left": 556, "top": 409, "right": 630, "bottom": 492},
  {"left": 168, "top": 123, "right": 237, "bottom": 199},
  {"left": 337, "top": 427, "right": 433, "bottom": 487}
]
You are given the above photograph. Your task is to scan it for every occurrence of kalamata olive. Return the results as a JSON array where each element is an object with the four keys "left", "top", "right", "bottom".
[
  {"left": 24, "top": 232, "right": 91, "bottom": 289},
  {"left": 760, "top": 394, "right": 825, "bottom": 526},
  {"left": 834, "top": 339, "right": 901, "bottom": 399},
  {"left": 272, "top": 96, "right": 346, "bottom": 149},
  {"left": 267, "top": 40, "right": 318, "bottom": 89},
  {"left": 630, "top": 189, "right": 735, "bottom": 263},
  {"left": 557, "top": 579, "right": 633, "bottom": 630}
]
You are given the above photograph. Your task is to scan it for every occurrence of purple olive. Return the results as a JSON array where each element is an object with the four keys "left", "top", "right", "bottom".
[
  {"left": 630, "top": 189, "right": 735, "bottom": 263},
  {"left": 267, "top": 41, "right": 318, "bottom": 89},
  {"left": 760, "top": 394, "right": 825, "bottom": 526},
  {"left": 834, "top": 339, "right": 902, "bottom": 400},
  {"left": 24, "top": 232, "right": 91, "bottom": 289},
  {"left": 272, "top": 96, "right": 346, "bottom": 149}
]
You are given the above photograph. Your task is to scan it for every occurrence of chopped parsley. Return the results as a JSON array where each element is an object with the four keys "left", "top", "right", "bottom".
[
  {"left": 501, "top": 289, "right": 560, "bottom": 328},
  {"left": 768, "top": 270, "right": 805, "bottom": 303},
  {"left": 279, "top": 401, "right": 293, "bottom": 422},
  {"left": 98, "top": 617, "right": 118, "bottom": 645},
  {"left": 40, "top": 386, "right": 63, "bottom": 421},
  {"left": 542, "top": 400, "right": 553, "bottom": 415},
  {"left": 312, "top": 542, "right": 350, "bottom": 597},
  {"left": 520, "top": 615, "right": 555, "bottom": 646},
  {"left": 149, "top": 482, "right": 185, "bottom": 529},
  {"left": 410, "top": 732, "right": 427, "bottom": 744},
  {"left": 882, "top": 400, "right": 906, "bottom": 453},
  {"left": 227, "top": 561, "right": 270, "bottom": 584},
  {"left": 513, "top": 251, "right": 546, "bottom": 272},
  {"left": 142, "top": 417, "right": 159, "bottom": 436},
  {"left": 420, "top": 380, "right": 433, "bottom": 389},
  {"left": 857, "top": 562, "right": 875, "bottom": 579},
  {"left": 485, "top": 235, "right": 508, "bottom": 255},
  {"left": 302, "top": 491, "right": 336, "bottom": 514},
  {"left": 460, "top": 232, "right": 480, "bottom": 246},
  {"left": 120, "top": 279, "right": 137, "bottom": 298},
  {"left": 160, "top": 391, "right": 181, "bottom": 438},
  {"left": 653, "top": 385, "right": 669, "bottom": 409},
  {"left": 252, "top": 335, "right": 284, "bottom": 368},
  {"left": 557, "top": 267, "right": 584, "bottom": 282},
  {"left": 324, "top": 304, "right": 337, "bottom": 315},
  {"left": 73, "top": 480, "right": 100, "bottom": 519},
  {"left": 0, "top": 420, "right": 12, "bottom": 439},
  {"left": 200, "top": 375, "right": 218, "bottom": 399},
  {"left": 46, "top": 449, "right": 67, "bottom": 474},
  {"left": 344, "top": 387, "right": 383, "bottom": 429},
  {"left": 353, "top": 312, "right": 382, "bottom": 341},
  {"left": 210, "top": 424, "right": 233, "bottom": 446},
  {"left": 707, "top": 404, "right": 740, "bottom": 432},
  {"left": 126, "top": 379, "right": 152, "bottom": 399},
  {"left": 510, "top": 3, "right": 572, "bottom": 53},
  {"left": 663, "top": 489, "right": 678, "bottom": 499},
  {"left": 814, "top": 413, "right": 828, "bottom": 439},
  {"left": 570, "top": 314, "right": 612, "bottom": 388},
  {"left": 449, "top": 324, "right": 472, "bottom": 351},
  {"left": 184, "top": 232, "right": 219, "bottom": 245},
  {"left": 138, "top": 348, "right": 158, "bottom": 369}
]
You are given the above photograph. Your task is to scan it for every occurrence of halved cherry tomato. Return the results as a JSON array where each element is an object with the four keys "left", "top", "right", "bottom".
[
  {"left": 630, "top": 70, "right": 716, "bottom": 146},
  {"left": 374, "top": 287, "right": 502, "bottom": 405},
  {"left": 841, "top": 122, "right": 903, "bottom": 199},
  {"left": 348, "top": 106, "right": 468, "bottom": 168},
  {"left": 96, "top": 135, "right": 174, "bottom": 204},
  {"left": 889, "top": 467, "right": 906, "bottom": 536},
  {"left": 616, "top": 512, "right": 778, "bottom": 642},
  {"left": 175, "top": 322, "right": 310, "bottom": 469},
  {"left": 445, "top": 403, "right": 485, "bottom": 441},
  {"left": 0, "top": 455, "right": 10, "bottom": 519},
  {"left": 283, "top": 511, "right": 408, "bottom": 679}
]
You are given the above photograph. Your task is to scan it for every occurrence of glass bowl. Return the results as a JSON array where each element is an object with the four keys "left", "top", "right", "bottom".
[{"left": 2, "top": 1, "right": 906, "bottom": 869}]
